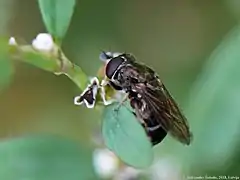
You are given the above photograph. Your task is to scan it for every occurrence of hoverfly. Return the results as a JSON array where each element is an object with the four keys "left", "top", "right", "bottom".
[
  {"left": 100, "top": 52, "right": 192, "bottom": 145},
  {"left": 74, "top": 52, "right": 192, "bottom": 146}
]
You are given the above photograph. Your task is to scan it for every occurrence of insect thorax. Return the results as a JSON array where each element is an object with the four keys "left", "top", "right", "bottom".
[{"left": 112, "top": 64, "right": 140, "bottom": 91}]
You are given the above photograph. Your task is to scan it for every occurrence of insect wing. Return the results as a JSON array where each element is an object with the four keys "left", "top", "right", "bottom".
[
  {"left": 137, "top": 81, "right": 192, "bottom": 145},
  {"left": 121, "top": 59, "right": 192, "bottom": 145}
]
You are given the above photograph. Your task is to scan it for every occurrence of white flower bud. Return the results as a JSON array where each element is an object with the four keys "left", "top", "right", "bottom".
[
  {"left": 9, "top": 37, "right": 17, "bottom": 45},
  {"left": 93, "top": 148, "right": 119, "bottom": 179},
  {"left": 32, "top": 33, "right": 54, "bottom": 52}
]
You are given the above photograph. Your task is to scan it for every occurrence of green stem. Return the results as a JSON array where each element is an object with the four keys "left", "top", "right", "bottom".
[
  {"left": 64, "top": 64, "right": 88, "bottom": 90},
  {"left": 9, "top": 44, "right": 88, "bottom": 91}
]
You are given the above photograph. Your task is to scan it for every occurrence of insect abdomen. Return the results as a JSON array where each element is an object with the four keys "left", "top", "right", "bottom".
[{"left": 147, "top": 126, "right": 167, "bottom": 146}]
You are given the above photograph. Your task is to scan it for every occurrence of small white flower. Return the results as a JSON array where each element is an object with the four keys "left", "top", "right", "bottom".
[
  {"left": 73, "top": 96, "right": 83, "bottom": 106},
  {"left": 9, "top": 37, "right": 17, "bottom": 45},
  {"left": 74, "top": 77, "right": 99, "bottom": 108},
  {"left": 32, "top": 33, "right": 54, "bottom": 52},
  {"left": 114, "top": 166, "right": 141, "bottom": 180},
  {"left": 93, "top": 148, "right": 119, "bottom": 179},
  {"left": 150, "top": 157, "right": 182, "bottom": 180}
]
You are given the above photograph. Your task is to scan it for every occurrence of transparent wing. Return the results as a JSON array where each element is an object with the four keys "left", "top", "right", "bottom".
[{"left": 135, "top": 81, "right": 192, "bottom": 145}]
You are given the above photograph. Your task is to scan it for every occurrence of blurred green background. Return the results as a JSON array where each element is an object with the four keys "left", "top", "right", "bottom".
[{"left": 0, "top": 0, "right": 240, "bottom": 179}]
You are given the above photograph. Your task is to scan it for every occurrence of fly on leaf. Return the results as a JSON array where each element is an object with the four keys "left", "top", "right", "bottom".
[
  {"left": 74, "top": 52, "right": 192, "bottom": 146},
  {"left": 100, "top": 52, "right": 193, "bottom": 146}
]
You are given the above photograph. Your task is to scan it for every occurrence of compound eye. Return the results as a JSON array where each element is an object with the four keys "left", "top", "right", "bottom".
[{"left": 105, "top": 56, "right": 125, "bottom": 79}]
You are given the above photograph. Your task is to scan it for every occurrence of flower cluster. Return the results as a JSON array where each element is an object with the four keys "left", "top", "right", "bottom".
[{"left": 9, "top": 33, "right": 55, "bottom": 53}]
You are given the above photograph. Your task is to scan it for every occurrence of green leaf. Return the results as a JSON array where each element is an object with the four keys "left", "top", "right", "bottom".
[
  {"left": 0, "top": 38, "right": 13, "bottom": 91},
  {"left": 185, "top": 26, "right": 240, "bottom": 167},
  {"left": 0, "top": 135, "right": 97, "bottom": 180},
  {"left": 38, "top": 0, "right": 76, "bottom": 41},
  {"left": 102, "top": 102, "right": 153, "bottom": 168}
]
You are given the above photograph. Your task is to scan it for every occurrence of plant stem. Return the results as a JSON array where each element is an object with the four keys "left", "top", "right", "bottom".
[{"left": 9, "top": 44, "right": 88, "bottom": 91}]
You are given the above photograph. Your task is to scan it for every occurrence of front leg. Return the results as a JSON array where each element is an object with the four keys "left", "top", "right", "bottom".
[
  {"left": 100, "top": 78, "right": 116, "bottom": 106},
  {"left": 113, "top": 93, "right": 129, "bottom": 112}
]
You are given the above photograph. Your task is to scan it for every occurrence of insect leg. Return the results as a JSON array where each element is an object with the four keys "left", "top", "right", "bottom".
[
  {"left": 113, "top": 93, "right": 129, "bottom": 112},
  {"left": 100, "top": 78, "right": 116, "bottom": 106}
]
